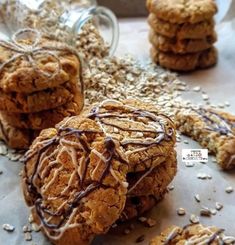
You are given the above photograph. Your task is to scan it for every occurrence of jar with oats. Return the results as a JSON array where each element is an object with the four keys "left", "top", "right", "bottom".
[
  {"left": 0, "top": 0, "right": 120, "bottom": 148},
  {"left": 1, "top": 0, "right": 119, "bottom": 59}
]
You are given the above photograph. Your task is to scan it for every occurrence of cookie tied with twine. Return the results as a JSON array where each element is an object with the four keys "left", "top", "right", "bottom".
[{"left": 0, "top": 28, "right": 84, "bottom": 94}]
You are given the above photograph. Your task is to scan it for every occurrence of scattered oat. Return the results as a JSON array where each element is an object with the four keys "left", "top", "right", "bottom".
[
  {"left": 202, "top": 94, "right": 209, "bottom": 101},
  {"left": 136, "top": 235, "right": 145, "bottom": 243},
  {"left": 146, "top": 218, "right": 157, "bottom": 227},
  {"left": 197, "top": 173, "right": 212, "bottom": 180},
  {"left": 192, "top": 86, "right": 201, "bottom": 92},
  {"left": 177, "top": 208, "right": 186, "bottom": 216},
  {"left": 2, "top": 224, "right": 15, "bottom": 232},
  {"left": 31, "top": 223, "right": 40, "bottom": 232},
  {"left": 194, "top": 194, "right": 200, "bottom": 202},
  {"left": 22, "top": 225, "right": 31, "bottom": 233},
  {"left": 207, "top": 175, "right": 212, "bottom": 179},
  {"left": 185, "top": 162, "right": 195, "bottom": 167},
  {"left": 218, "top": 103, "right": 224, "bottom": 109},
  {"left": 28, "top": 214, "right": 34, "bottom": 223},
  {"left": 190, "top": 214, "right": 200, "bottom": 224},
  {"left": 225, "top": 101, "right": 230, "bottom": 107},
  {"left": 215, "top": 202, "right": 223, "bottom": 211},
  {"left": 200, "top": 207, "right": 211, "bottom": 217},
  {"left": 183, "top": 140, "right": 189, "bottom": 144},
  {"left": 0, "top": 170, "right": 3, "bottom": 175},
  {"left": 225, "top": 186, "right": 233, "bottom": 193},
  {"left": 8, "top": 152, "right": 22, "bottom": 161},
  {"left": 24, "top": 232, "right": 32, "bottom": 241},
  {"left": 210, "top": 209, "right": 217, "bottom": 215},
  {"left": 0, "top": 144, "right": 7, "bottom": 155},
  {"left": 211, "top": 158, "right": 217, "bottom": 163}
]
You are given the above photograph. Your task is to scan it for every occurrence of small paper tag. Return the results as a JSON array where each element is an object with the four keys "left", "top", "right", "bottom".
[{"left": 182, "top": 149, "right": 208, "bottom": 162}]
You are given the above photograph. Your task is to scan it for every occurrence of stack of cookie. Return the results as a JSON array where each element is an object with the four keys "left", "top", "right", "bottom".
[
  {"left": 22, "top": 99, "right": 177, "bottom": 245},
  {"left": 0, "top": 29, "right": 84, "bottom": 149},
  {"left": 83, "top": 99, "right": 177, "bottom": 221},
  {"left": 147, "top": 0, "right": 218, "bottom": 71}
]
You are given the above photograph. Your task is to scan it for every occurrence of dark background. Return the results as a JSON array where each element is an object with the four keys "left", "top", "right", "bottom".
[{"left": 97, "top": 0, "right": 148, "bottom": 17}]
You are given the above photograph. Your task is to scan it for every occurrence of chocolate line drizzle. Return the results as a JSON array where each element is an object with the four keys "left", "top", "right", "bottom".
[
  {"left": 192, "top": 108, "right": 234, "bottom": 136},
  {"left": 87, "top": 101, "right": 175, "bottom": 148},
  {"left": 24, "top": 126, "right": 127, "bottom": 234},
  {"left": 24, "top": 101, "right": 175, "bottom": 237},
  {"left": 163, "top": 224, "right": 226, "bottom": 245}
]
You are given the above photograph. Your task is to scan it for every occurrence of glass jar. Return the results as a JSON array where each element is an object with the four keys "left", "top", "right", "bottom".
[{"left": 1, "top": 0, "right": 119, "bottom": 56}]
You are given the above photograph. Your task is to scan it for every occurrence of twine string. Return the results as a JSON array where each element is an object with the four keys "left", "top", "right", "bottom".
[{"left": 0, "top": 28, "right": 83, "bottom": 88}]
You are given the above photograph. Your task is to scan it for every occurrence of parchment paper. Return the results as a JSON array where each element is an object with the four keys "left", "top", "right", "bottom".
[{"left": 1, "top": 13, "right": 235, "bottom": 245}]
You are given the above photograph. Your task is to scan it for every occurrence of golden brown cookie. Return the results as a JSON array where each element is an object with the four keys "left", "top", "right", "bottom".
[
  {"left": 80, "top": 99, "right": 176, "bottom": 172},
  {"left": 0, "top": 114, "right": 39, "bottom": 149},
  {"left": 0, "top": 100, "right": 83, "bottom": 130},
  {"left": 0, "top": 79, "right": 82, "bottom": 113},
  {"left": 148, "top": 13, "right": 215, "bottom": 40},
  {"left": 147, "top": 0, "right": 217, "bottom": 24},
  {"left": 127, "top": 150, "right": 177, "bottom": 197},
  {"left": 176, "top": 106, "right": 235, "bottom": 169},
  {"left": 0, "top": 29, "right": 82, "bottom": 93},
  {"left": 149, "top": 224, "right": 233, "bottom": 244},
  {"left": 22, "top": 117, "right": 129, "bottom": 245},
  {"left": 149, "top": 29, "right": 217, "bottom": 54},
  {"left": 120, "top": 151, "right": 177, "bottom": 221},
  {"left": 151, "top": 46, "right": 218, "bottom": 71}
]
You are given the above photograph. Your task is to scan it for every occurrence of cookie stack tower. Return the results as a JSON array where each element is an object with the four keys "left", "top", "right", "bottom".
[
  {"left": 0, "top": 29, "right": 84, "bottom": 149},
  {"left": 22, "top": 99, "right": 177, "bottom": 245},
  {"left": 146, "top": 0, "right": 218, "bottom": 71}
]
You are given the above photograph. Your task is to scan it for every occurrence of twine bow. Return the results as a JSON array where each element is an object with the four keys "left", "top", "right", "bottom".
[{"left": 0, "top": 28, "right": 83, "bottom": 89}]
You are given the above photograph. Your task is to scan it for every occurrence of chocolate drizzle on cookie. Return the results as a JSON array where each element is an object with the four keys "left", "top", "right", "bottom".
[
  {"left": 164, "top": 224, "right": 226, "bottom": 245},
  {"left": 24, "top": 124, "right": 128, "bottom": 237},
  {"left": 87, "top": 100, "right": 175, "bottom": 147},
  {"left": 23, "top": 100, "right": 176, "bottom": 239},
  {"left": 193, "top": 108, "right": 234, "bottom": 136},
  {"left": 164, "top": 224, "right": 227, "bottom": 245}
]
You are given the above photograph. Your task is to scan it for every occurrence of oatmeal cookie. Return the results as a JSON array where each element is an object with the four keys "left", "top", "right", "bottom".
[
  {"left": 151, "top": 46, "right": 217, "bottom": 71},
  {"left": 149, "top": 223, "right": 234, "bottom": 244},
  {"left": 0, "top": 114, "right": 39, "bottom": 149},
  {"left": 1, "top": 100, "right": 83, "bottom": 130},
  {"left": 127, "top": 150, "right": 177, "bottom": 197},
  {"left": 22, "top": 117, "right": 129, "bottom": 245},
  {"left": 0, "top": 79, "right": 82, "bottom": 113},
  {"left": 80, "top": 99, "right": 176, "bottom": 172},
  {"left": 0, "top": 29, "right": 82, "bottom": 93},
  {"left": 175, "top": 107, "right": 235, "bottom": 169},
  {"left": 120, "top": 151, "right": 177, "bottom": 221},
  {"left": 149, "top": 29, "right": 217, "bottom": 54},
  {"left": 148, "top": 13, "right": 215, "bottom": 39},
  {"left": 147, "top": 0, "right": 217, "bottom": 24}
]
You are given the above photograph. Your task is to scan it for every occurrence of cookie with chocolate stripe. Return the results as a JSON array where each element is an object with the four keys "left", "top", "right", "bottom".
[
  {"left": 22, "top": 117, "right": 129, "bottom": 245},
  {"left": 149, "top": 224, "right": 234, "bottom": 244}
]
